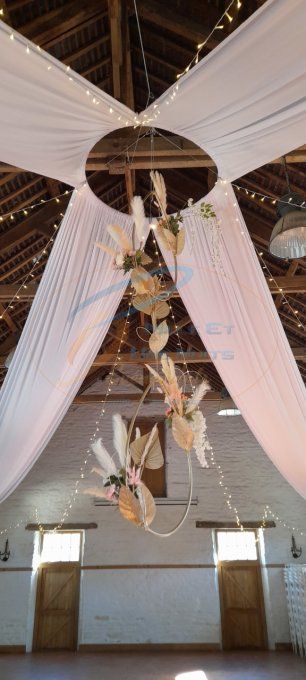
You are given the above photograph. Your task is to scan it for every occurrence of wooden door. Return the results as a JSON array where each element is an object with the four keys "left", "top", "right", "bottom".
[
  {"left": 33, "top": 562, "right": 80, "bottom": 651},
  {"left": 219, "top": 562, "right": 267, "bottom": 650}
]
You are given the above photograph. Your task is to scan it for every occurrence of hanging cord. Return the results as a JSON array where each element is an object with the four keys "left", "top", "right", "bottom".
[
  {"left": 133, "top": 0, "right": 153, "bottom": 107},
  {"left": 282, "top": 156, "right": 291, "bottom": 193}
]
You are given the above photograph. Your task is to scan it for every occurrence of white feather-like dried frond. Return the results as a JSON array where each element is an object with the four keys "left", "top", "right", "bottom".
[
  {"left": 91, "top": 439, "right": 117, "bottom": 477},
  {"left": 95, "top": 242, "right": 116, "bottom": 257},
  {"left": 107, "top": 223, "right": 132, "bottom": 251},
  {"left": 150, "top": 170, "right": 167, "bottom": 218},
  {"left": 185, "top": 379, "right": 211, "bottom": 414},
  {"left": 141, "top": 423, "right": 158, "bottom": 466},
  {"left": 135, "top": 427, "right": 141, "bottom": 439},
  {"left": 131, "top": 195, "right": 146, "bottom": 245},
  {"left": 113, "top": 413, "right": 128, "bottom": 467},
  {"left": 83, "top": 486, "right": 109, "bottom": 499}
]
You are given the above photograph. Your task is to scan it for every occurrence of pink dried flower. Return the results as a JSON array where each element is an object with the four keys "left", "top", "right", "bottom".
[
  {"left": 127, "top": 466, "right": 141, "bottom": 486},
  {"left": 105, "top": 484, "right": 117, "bottom": 501}
]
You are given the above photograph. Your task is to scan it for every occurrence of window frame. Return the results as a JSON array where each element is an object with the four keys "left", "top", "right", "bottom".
[
  {"left": 215, "top": 528, "right": 259, "bottom": 563},
  {"left": 39, "top": 530, "right": 83, "bottom": 565}
]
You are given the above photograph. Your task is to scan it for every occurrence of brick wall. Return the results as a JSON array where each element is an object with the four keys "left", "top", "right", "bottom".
[{"left": 0, "top": 371, "right": 305, "bottom": 649}]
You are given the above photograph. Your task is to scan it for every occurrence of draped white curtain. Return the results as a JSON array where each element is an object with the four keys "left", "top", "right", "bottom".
[
  {"left": 157, "top": 183, "right": 306, "bottom": 498},
  {"left": 0, "top": 0, "right": 306, "bottom": 501},
  {"left": 0, "top": 185, "right": 134, "bottom": 502},
  {"left": 145, "top": 0, "right": 306, "bottom": 181},
  {"left": 0, "top": 20, "right": 133, "bottom": 185}
]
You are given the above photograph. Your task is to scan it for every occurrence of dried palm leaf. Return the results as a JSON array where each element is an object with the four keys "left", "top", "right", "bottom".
[
  {"left": 133, "top": 293, "right": 153, "bottom": 315},
  {"left": 155, "top": 300, "right": 170, "bottom": 319},
  {"left": 176, "top": 228, "right": 185, "bottom": 255},
  {"left": 130, "top": 266, "right": 154, "bottom": 294},
  {"left": 138, "top": 483, "right": 156, "bottom": 525},
  {"left": 130, "top": 427, "right": 163, "bottom": 469},
  {"left": 119, "top": 486, "right": 142, "bottom": 526},
  {"left": 172, "top": 413, "right": 194, "bottom": 451},
  {"left": 149, "top": 320, "right": 169, "bottom": 354},
  {"left": 157, "top": 226, "right": 177, "bottom": 253}
]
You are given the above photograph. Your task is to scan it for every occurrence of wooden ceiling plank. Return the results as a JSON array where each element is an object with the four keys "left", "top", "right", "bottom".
[
  {"left": 134, "top": 0, "right": 218, "bottom": 49},
  {"left": 19, "top": 0, "right": 104, "bottom": 46},
  {"left": 108, "top": 0, "right": 122, "bottom": 100},
  {"left": 1, "top": 276, "right": 305, "bottom": 301},
  {"left": 0, "top": 303, "right": 18, "bottom": 332},
  {"left": 0, "top": 195, "right": 69, "bottom": 255},
  {"left": 74, "top": 390, "right": 221, "bottom": 404},
  {"left": 275, "top": 262, "right": 299, "bottom": 310}
]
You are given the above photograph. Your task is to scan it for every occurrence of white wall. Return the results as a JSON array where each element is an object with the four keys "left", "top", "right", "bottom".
[{"left": 0, "top": 372, "right": 305, "bottom": 649}]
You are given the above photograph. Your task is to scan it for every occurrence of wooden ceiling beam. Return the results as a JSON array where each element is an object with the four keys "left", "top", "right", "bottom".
[
  {"left": 19, "top": 0, "right": 104, "bottom": 46},
  {"left": 1, "top": 276, "right": 305, "bottom": 302},
  {"left": 108, "top": 0, "right": 122, "bottom": 100},
  {"left": 0, "top": 196, "right": 69, "bottom": 255},
  {"left": 133, "top": 0, "right": 218, "bottom": 49},
  {"left": 1, "top": 343, "right": 305, "bottom": 369},
  {"left": 74, "top": 390, "right": 220, "bottom": 404}
]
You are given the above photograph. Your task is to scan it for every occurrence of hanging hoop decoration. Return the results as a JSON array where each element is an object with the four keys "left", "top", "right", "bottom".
[{"left": 85, "top": 172, "right": 212, "bottom": 536}]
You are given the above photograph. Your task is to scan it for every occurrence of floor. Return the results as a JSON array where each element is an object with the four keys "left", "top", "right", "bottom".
[{"left": 0, "top": 652, "right": 305, "bottom": 680}]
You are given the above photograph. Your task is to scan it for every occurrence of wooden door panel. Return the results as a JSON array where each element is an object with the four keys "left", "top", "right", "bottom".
[
  {"left": 227, "top": 609, "right": 263, "bottom": 649},
  {"left": 222, "top": 566, "right": 260, "bottom": 609},
  {"left": 34, "top": 563, "right": 80, "bottom": 651},
  {"left": 219, "top": 563, "right": 267, "bottom": 650}
]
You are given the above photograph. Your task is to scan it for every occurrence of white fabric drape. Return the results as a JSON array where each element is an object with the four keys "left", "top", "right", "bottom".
[
  {"left": 0, "top": 21, "right": 133, "bottom": 186},
  {"left": 145, "top": 0, "right": 306, "bottom": 181},
  {"left": 1, "top": 0, "right": 306, "bottom": 186},
  {"left": 0, "top": 185, "right": 134, "bottom": 502},
  {"left": 157, "top": 182, "right": 306, "bottom": 498}
]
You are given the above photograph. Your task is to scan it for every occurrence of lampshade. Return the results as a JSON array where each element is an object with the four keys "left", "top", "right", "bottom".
[{"left": 269, "top": 192, "right": 306, "bottom": 259}]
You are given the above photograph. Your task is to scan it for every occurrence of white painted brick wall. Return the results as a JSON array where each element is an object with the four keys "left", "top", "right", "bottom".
[{"left": 0, "top": 370, "right": 305, "bottom": 648}]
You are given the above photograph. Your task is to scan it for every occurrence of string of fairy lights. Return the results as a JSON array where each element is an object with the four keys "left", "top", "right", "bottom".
[
  {"left": 0, "top": 189, "right": 73, "bottom": 223},
  {"left": 0, "top": 189, "right": 75, "bottom": 324},
  {"left": 34, "top": 294, "right": 134, "bottom": 534},
  {"left": 256, "top": 248, "right": 304, "bottom": 332},
  {"left": 0, "top": 2, "right": 305, "bottom": 539},
  {"left": 176, "top": 0, "right": 243, "bottom": 80},
  {"left": 0, "top": 19, "right": 138, "bottom": 128}
]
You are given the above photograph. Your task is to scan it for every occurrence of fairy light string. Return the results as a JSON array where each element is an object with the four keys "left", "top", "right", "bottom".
[
  {"left": 256, "top": 248, "right": 305, "bottom": 332},
  {"left": 35, "top": 295, "right": 133, "bottom": 533},
  {"left": 0, "top": 22, "right": 136, "bottom": 128},
  {"left": 0, "top": 188, "right": 73, "bottom": 223},
  {"left": 176, "top": 0, "right": 243, "bottom": 80}
]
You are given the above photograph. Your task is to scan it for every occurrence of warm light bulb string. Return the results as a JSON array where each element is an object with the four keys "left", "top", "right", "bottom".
[
  {"left": 0, "top": 22, "right": 136, "bottom": 128},
  {"left": 176, "top": 0, "right": 243, "bottom": 80},
  {"left": 154, "top": 129, "right": 306, "bottom": 211},
  {"left": 0, "top": 210, "right": 67, "bottom": 323},
  {"left": 0, "top": 188, "right": 73, "bottom": 223},
  {"left": 35, "top": 294, "right": 134, "bottom": 533},
  {"left": 255, "top": 248, "right": 305, "bottom": 332}
]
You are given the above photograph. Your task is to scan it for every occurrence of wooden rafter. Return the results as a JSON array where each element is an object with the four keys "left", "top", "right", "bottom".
[{"left": 1, "top": 276, "right": 305, "bottom": 301}]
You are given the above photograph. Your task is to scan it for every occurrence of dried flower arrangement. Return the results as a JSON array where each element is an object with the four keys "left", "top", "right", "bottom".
[{"left": 87, "top": 172, "right": 213, "bottom": 533}]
